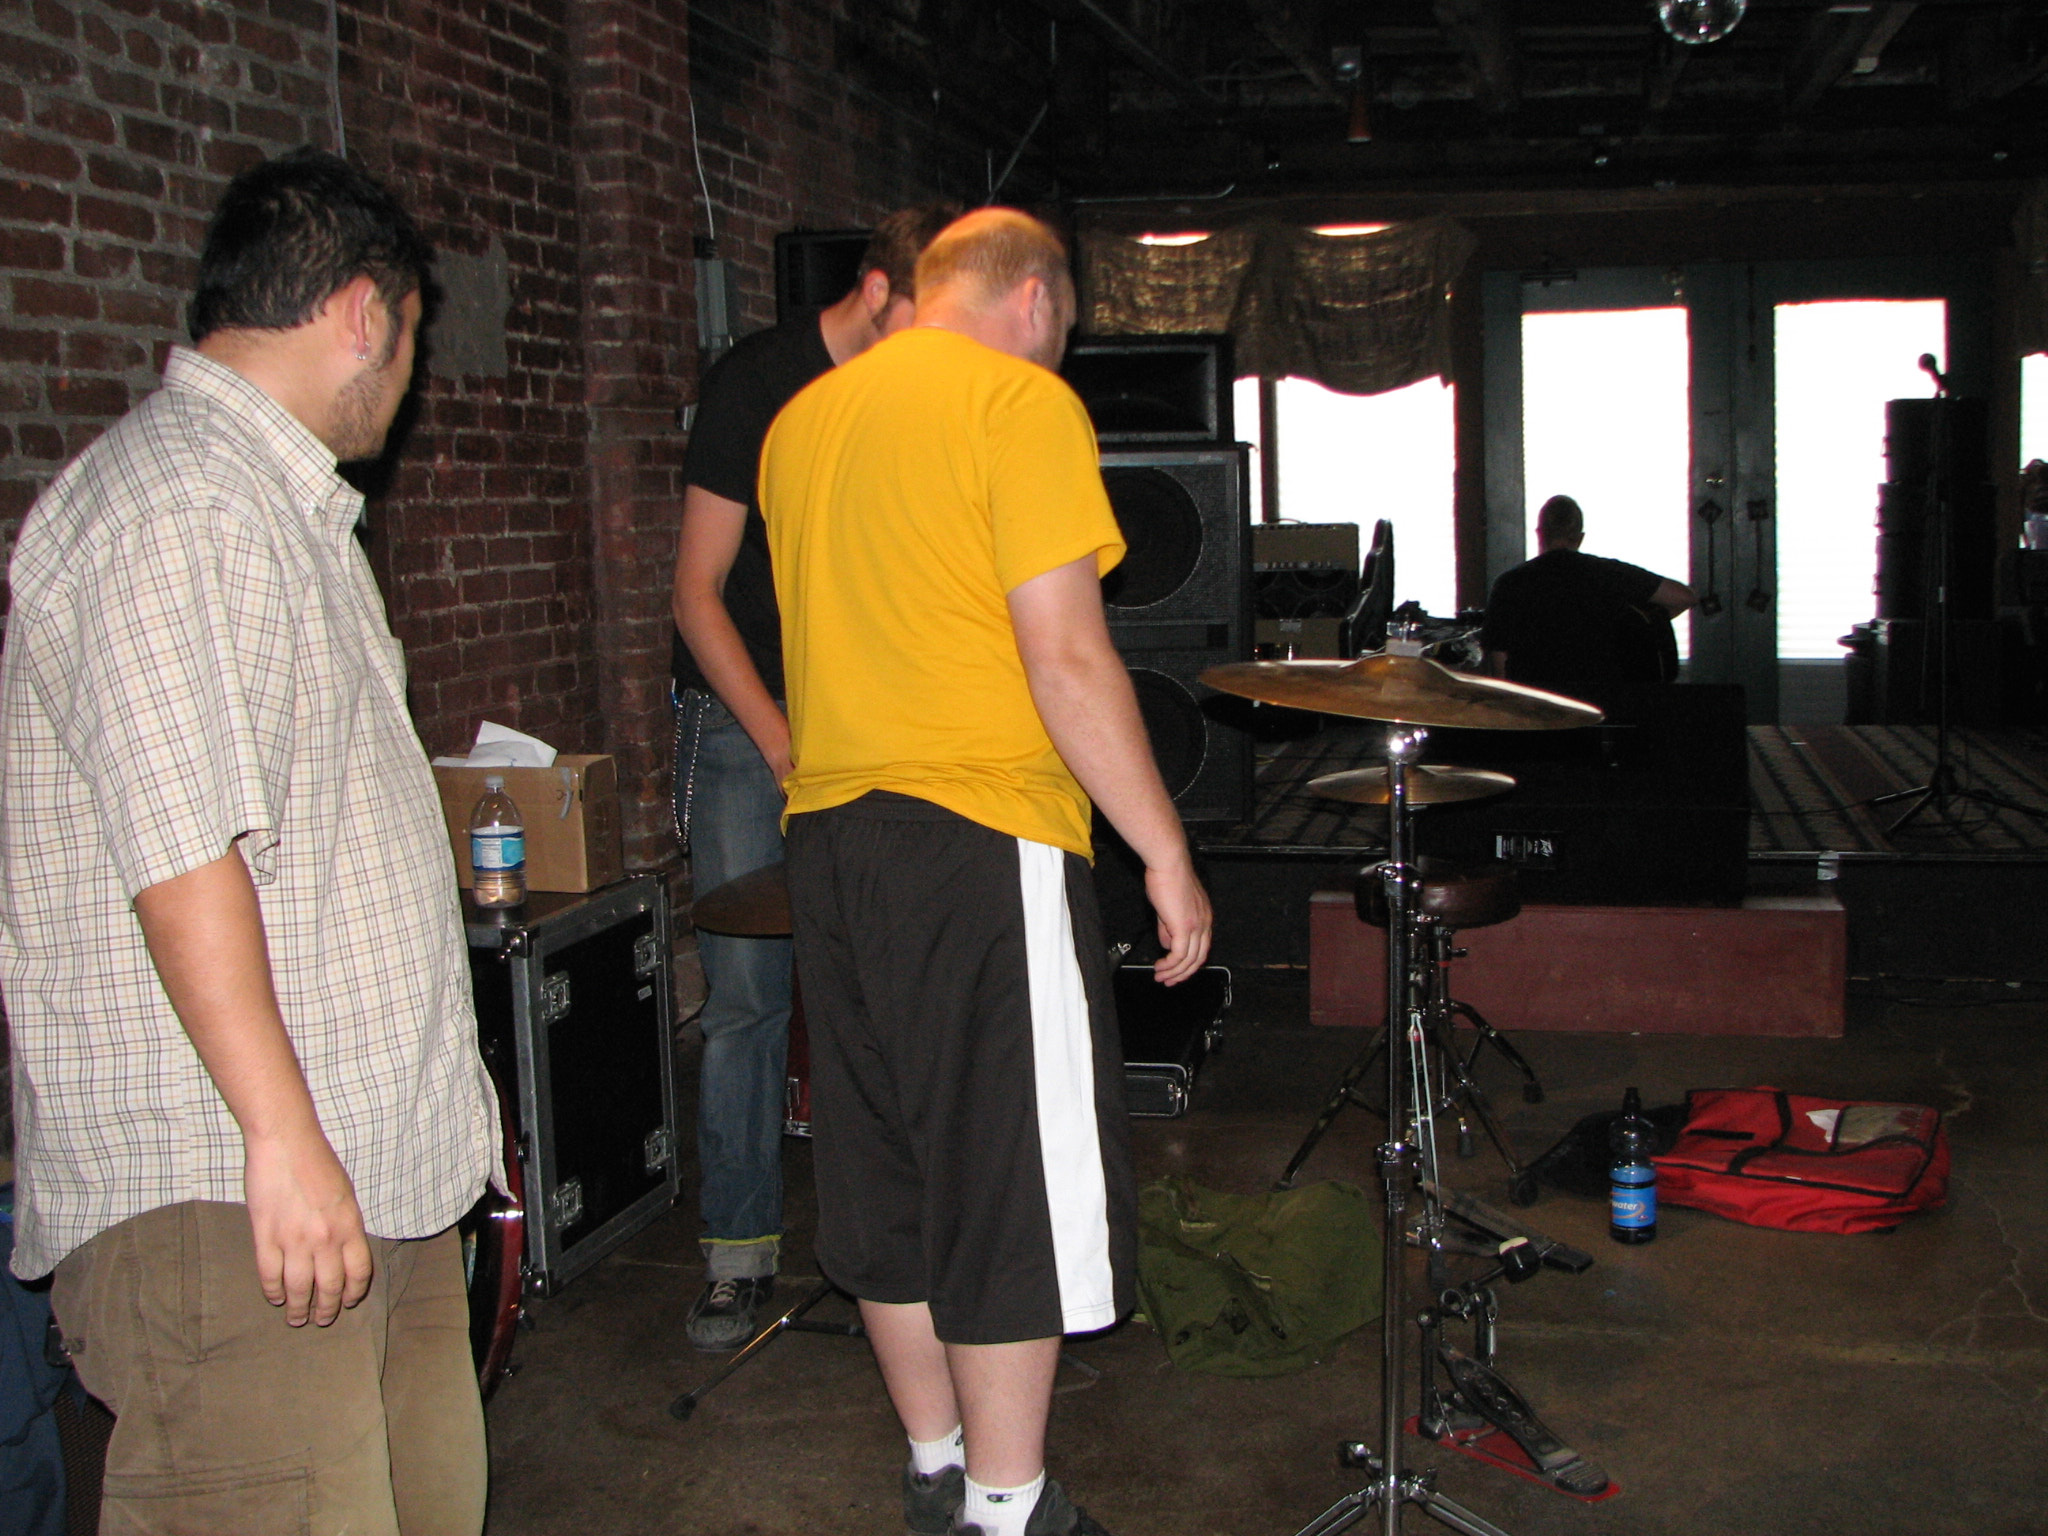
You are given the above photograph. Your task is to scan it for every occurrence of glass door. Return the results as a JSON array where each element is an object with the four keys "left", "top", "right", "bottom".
[{"left": 1485, "top": 259, "right": 1992, "bottom": 722}]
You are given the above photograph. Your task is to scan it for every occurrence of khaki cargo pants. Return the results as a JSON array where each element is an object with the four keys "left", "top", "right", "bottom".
[{"left": 51, "top": 1200, "right": 486, "bottom": 1536}]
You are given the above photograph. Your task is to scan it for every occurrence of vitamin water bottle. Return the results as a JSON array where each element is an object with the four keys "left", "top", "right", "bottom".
[{"left": 1609, "top": 1086, "right": 1658, "bottom": 1244}]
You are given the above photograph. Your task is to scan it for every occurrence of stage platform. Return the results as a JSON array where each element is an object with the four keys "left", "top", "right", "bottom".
[{"left": 1198, "top": 721, "right": 2048, "bottom": 983}]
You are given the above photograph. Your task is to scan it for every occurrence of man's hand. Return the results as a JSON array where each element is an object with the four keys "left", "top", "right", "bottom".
[
  {"left": 674, "top": 484, "right": 795, "bottom": 789},
  {"left": 244, "top": 1129, "right": 373, "bottom": 1326},
  {"left": 134, "top": 849, "right": 375, "bottom": 1327},
  {"left": 1145, "top": 854, "right": 1213, "bottom": 986}
]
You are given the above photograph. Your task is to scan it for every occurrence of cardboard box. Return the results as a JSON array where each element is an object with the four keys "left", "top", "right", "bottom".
[{"left": 435, "top": 755, "right": 624, "bottom": 894}]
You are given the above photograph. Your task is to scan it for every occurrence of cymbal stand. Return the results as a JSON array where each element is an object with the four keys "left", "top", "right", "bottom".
[{"left": 1292, "top": 725, "right": 1515, "bottom": 1536}]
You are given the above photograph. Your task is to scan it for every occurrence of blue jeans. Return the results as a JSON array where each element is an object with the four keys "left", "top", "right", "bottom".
[{"left": 676, "top": 690, "right": 793, "bottom": 1260}]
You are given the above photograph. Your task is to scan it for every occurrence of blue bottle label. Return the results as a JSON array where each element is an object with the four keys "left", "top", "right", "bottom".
[
  {"left": 1612, "top": 1162, "right": 1657, "bottom": 1227},
  {"left": 472, "top": 830, "right": 525, "bottom": 872}
]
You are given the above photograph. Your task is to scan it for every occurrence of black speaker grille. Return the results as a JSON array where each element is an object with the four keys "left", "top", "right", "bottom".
[
  {"left": 1101, "top": 467, "right": 1205, "bottom": 611},
  {"left": 1128, "top": 667, "right": 1209, "bottom": 801}
]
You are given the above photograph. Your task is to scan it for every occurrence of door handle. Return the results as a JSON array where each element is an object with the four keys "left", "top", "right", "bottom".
[{"left": 1696, "top": 497, "right": 1724, "bottom": 617}]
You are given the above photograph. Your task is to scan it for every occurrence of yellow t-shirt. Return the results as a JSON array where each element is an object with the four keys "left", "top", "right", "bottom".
[{"left": 760, "top": 326, "right": 1125, "bottom": 858}]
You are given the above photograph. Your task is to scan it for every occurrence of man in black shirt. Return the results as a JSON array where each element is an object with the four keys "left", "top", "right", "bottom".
[
  {"left": 1481, "top": 494, "right": 1695, "bottom": 702},
  {"left": 670, "top": 204, "right": 958, "bottom": 1356}
]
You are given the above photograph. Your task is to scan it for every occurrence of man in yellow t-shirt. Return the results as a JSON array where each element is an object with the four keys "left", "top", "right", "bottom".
[{"left": 761, "top": 209, "right": 1211, "bottom": 1536}]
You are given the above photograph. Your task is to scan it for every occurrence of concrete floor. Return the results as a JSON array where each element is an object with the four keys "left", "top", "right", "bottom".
[{"left": 483, "top": 971, "right": 2048, "bottom": 1536}]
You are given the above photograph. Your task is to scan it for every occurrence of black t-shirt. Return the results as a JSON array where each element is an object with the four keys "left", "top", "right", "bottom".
[
  {"left": 671, "top": 312, "right": 836, "bottom": 697},
  {"left": 1479, "top": 549, "right": 1665, "bottom": 698}
]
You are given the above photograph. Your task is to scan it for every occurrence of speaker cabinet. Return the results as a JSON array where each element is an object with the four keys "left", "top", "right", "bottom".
[
  {"left": 774, "top": 228, "right": 869, "bottom": 321},
  {"left": 1064, "top": 336, "right": 1233, "bottom": 444},
  {"left": 1100, "top": 447, "right": 1253, "bottom": 823}
]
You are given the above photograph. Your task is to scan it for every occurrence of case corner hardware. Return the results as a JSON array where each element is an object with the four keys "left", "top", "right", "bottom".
[
  {"left": 643, "top": 1127, "right": 673, "bottom": 1173},
  {"left": 547, "top": 1178, "right": 585, "bottom": 1231},
  {"left": 540, "top": 973, "right": 572, "bottom": 1025}
]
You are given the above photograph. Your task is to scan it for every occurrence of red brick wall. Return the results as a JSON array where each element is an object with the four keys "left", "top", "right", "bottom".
[
  {"left": 0, "top": 0, "right": 1019, "bottom": 874},
  {"left": 334, "top": 0, "right": 607, "bottom": 791},
  {"left": 0, "top": 0, "right": 342, "bottom": 564},
  {"left": 0, "top": 0, "right": 1049, "bottom": 1151},
  {"left": 566, "top": 0, "right": 693, "bottom": 870}
]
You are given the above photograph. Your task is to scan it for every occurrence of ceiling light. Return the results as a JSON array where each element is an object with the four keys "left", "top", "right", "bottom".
[{"left": 1656, "top": 0, "right": 1748, "bottom": 46}]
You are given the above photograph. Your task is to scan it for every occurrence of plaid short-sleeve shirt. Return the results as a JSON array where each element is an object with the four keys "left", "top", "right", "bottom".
[{"left": 1, "top": 347, "right": 499, "bottom": 1279}]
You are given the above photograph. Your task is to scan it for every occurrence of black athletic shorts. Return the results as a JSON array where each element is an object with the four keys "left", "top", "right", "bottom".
[{"left": 784, "top": 792, "right": 1137, "bottom": 1345}]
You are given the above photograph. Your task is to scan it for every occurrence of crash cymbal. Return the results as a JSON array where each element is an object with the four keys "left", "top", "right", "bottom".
[
  {"left": 692, "top": 861, "right": 790, "bottom": 937},
  {"left": 1200, "top": 652, "right": 1602, "bottom": 731},
  {"left": 1308, "top": 764, "right": 1517, "bottom": 806}
]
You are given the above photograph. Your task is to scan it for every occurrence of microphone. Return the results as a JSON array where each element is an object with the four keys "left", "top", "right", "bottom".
[{"left": 1917, "top": 353, "right": 1948, "bottom": 396}]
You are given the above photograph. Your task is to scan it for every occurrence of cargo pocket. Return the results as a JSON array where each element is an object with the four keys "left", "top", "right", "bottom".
[{"left": 101, "top": 1455, "right": 312, "bottom": 1536}]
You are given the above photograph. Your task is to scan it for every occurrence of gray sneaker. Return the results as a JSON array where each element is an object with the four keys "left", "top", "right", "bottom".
[
  {"left": 949, "top": 1479, "right": 1110, "bottom": 1536},
  {"left": 904, "top": 1464, "right": 965, "bottom": 1535},
  {"left": 685, "top": 1274, "right": 773, "bottom": 1351}
]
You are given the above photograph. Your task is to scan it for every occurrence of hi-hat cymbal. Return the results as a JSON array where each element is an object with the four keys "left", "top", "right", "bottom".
[
  {"left": 693, "top": 861, "right": 790, "bottom": 937},
  {"left": 1308, "top": 764, "right": 1517, "bottom": 806},
  {"left": 1200, "top": 653, "right": 1602, "bottom": 731}
]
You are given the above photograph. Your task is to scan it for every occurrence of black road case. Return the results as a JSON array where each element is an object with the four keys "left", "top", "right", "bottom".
[
  {"left": 1116, "top": 964, "right": 1230, "bottom": 1118},
  {"left": 465, "top": 876, "right": 681, "bottom": 1295}
]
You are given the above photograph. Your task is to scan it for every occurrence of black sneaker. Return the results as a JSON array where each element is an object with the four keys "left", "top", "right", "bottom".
[
  {"left": 685, "top": 1274, "right": 774, "bottom": 1352},
  {"left": 950, "top": 1479, "right": 1110, "bottom": 1536},
  {"left": 904, "top": 1464, "right": 965, "bottom": 1535}
]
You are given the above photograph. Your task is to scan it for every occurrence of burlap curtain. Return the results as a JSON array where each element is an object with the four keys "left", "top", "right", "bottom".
[{"left": 1077, "top": 217, "right": 1476, "bottom": 396}]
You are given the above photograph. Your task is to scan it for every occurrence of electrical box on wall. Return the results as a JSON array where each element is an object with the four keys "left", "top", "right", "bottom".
[{"left": 694, "top": 234, "right": 740, "bottom": 361}]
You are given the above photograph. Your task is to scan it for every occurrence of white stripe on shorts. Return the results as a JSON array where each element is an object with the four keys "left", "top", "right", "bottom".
[{"left": 1016, "top": 837, "right": 1118, "bottom": 1334}]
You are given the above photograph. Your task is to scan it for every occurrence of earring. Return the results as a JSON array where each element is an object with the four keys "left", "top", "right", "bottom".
[{"left": 354, "top": 346, "right": 371, "bottom": 362}]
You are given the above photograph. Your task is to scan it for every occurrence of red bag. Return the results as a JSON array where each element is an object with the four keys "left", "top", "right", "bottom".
[{"left": 1652, "top": 1086, "right": 1949, "bottom": 1234}]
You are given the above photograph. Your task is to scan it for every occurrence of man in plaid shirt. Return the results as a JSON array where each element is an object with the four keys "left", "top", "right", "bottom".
[{"left": 0, "top": 150, "right": 499, "bottom": 1535}]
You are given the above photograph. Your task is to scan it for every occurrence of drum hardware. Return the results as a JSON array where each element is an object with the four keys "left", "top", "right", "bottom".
[
  {"left": 691, "top": 860, "right": 793, "bottom": 936},
  {"left": 1203, "top": 628, "right": 1601, "bottom": 1536},
  {"left": 1412, "top": 1244, "right": 1610, "bottom": 1501},
  {"left": 1276, "top": 846, "right": 1542, "bottom": 1213},
  {"left": 1306, "top": 765, "right": 1517, "bottom": 807},
  {"left": 668, "top": 1281, "right": 866, "bottom": 1424}
]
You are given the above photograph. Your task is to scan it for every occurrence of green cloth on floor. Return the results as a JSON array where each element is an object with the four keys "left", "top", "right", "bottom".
[{"left": 1134, "top": 1175, "right": 1383, "bottom": 1377}]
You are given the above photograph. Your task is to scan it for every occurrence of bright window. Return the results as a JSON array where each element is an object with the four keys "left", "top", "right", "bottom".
[
  {"left": 1520, "top": 307, "right": 1693, "bottom": 656},
  {"left": 1773, "top": 299, "right": 1946, "bottom": 659},
  {"left": 1233, "top": 374, "right": 1458, "bottom": 615},
  {"left": 2024, "top": 352, "right": 2048, "bottom": 467}
]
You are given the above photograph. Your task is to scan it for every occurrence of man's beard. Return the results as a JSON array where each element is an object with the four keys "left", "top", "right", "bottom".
[{"left": 328, "top": 368, "right": 389, "bottom": 463}]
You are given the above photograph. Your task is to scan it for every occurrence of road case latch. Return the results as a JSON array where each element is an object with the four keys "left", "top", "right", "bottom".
[
  {"left": 643, "top": 1127, "right": 673, "bottom": 1172},
  {"left": 540, "top": 972, "right": 572, "bottom": 1026},
  {"left": 548, "top": 1178, "right": 585, "bottom": 1231}
]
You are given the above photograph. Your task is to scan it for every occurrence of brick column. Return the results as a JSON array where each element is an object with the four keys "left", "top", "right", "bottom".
[{"left": 567, "top": 0, "right": 695, "bottom": 871}]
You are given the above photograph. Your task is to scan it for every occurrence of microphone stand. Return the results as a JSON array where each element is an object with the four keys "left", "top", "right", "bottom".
[{"left": 1869, "top": 360, "right": 2032, "bottom": 833}]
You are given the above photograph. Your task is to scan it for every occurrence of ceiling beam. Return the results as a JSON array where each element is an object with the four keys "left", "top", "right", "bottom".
[
  {"left": 1431, "top": 0, "right": 1519, "bottom": 116},
  {"left": 1248, "top": 0, "right": 1345, "bottom": 107},
  {"left": 1036, "top": 0, "right": 1229, "bottom": 116},
  {"left": 1945, "top": 11, "right": 2048, "bottom": 111},
  {"left": 1787, "top": 3, "right": 1917, "bottom": 114}
]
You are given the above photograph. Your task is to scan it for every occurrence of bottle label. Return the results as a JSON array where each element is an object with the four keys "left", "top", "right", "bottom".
[
  {"left": 472, "top": 830, "right": 525, "bottom": 872},
  {"left": 1611, "top": 1163, "right": 1657, "bottom": 1228}
]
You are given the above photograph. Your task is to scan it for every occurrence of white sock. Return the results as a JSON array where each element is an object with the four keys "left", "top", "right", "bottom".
[
  {"left": 909, "top": 1424, "right": 964, "bottom": 1477},
  {"left": 962, "top": 1471, "right": 1046, "bottom": 1536}
]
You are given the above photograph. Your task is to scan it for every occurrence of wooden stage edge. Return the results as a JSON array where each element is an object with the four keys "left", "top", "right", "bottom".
[{"left": 1308, "top": 892, "right": 1847, "bottom": 1038}]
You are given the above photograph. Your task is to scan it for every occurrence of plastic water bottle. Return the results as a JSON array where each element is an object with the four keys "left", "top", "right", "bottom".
[
  {"left": 469, "top": 775, "right": 526, "bottom": 908},
  {"left": 1609, "top": 1086, "right": 1657, "bottom": 1244}
]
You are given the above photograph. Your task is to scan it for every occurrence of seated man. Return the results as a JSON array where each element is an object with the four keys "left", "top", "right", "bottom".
[{"left": 1481, "top": 494, "right": 1695, "bottom": 701}]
